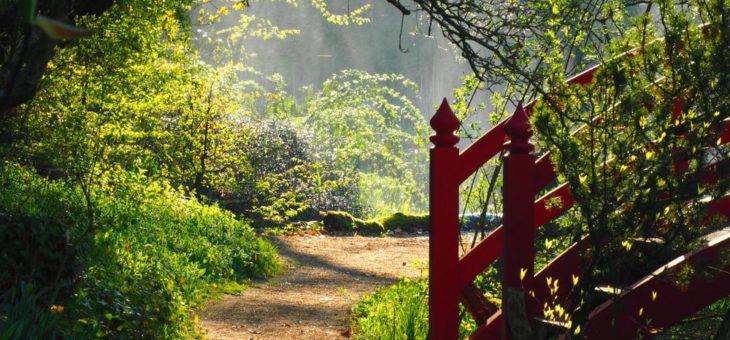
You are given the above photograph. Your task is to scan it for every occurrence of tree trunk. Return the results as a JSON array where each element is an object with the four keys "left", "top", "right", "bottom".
[{"left": 0, "top": 0, "right": 114, "bottom": 126}]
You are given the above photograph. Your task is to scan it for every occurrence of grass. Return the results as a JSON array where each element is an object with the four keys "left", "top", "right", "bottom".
[{"left": 351, "top": 278, "right": 476, "bottom": 339}]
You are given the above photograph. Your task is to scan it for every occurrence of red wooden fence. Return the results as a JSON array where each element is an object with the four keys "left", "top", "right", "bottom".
[{"left": 428, "top": 64, "right": 730, "bottom": 339}]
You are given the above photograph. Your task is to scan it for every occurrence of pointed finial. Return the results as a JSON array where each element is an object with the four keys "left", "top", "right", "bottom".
[
  {"left": 430, "top": 98, "right": 460, "bottom": 147},
  {"left": 504, "top": 103, "right": 533, "bottom": 154}
]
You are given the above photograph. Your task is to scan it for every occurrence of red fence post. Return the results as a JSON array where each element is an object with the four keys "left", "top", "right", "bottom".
[
  {"left": 429, "top": 99, "right": 461, "bottom": 340},
  {"left": 502, "top": 104, "right": 536, "bottom": 339}
]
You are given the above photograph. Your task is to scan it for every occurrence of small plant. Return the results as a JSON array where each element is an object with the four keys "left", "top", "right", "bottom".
[
  {"left": 351, "top": 278, "right": 429, "bottom": 340},
  {"left": 351, "top": 278, "right": 477, "bottom": 339}
]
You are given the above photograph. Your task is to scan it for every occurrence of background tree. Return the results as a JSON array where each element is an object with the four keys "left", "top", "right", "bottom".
[{"left": 305, "top": 69, "right": 429, "bottom": 216}]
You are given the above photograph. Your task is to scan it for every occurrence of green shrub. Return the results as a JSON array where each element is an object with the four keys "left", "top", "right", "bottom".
[
  {"left": 229, "top": 121, "right": 365, "bottom": 227},
  {"left": 0, "top": 163, "right": 279, "bottom": 338},
  {"left": 352, "top": 278, "right": 476, "bottom": 339}
]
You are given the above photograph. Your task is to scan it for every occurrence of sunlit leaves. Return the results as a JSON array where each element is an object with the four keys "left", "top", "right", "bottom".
[
  {"left": 305, "top": 70, "right": 427, "bottom": 216},
  {"left": 311, "top": 0, "right": 371, "bottom": 26}
]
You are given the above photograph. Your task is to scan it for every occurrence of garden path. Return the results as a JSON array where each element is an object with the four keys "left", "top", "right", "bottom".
[{"left": 199, "top": 234, "right": 430, "bottom": 339}]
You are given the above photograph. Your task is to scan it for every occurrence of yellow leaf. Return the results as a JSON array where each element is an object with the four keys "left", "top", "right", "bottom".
[
  {"left": 645, "top": 151, "right": 655, "bottom": 160},
  {"left": 621, "top": 240, "right": 633, "bottom": 251},
  {"left": 572, "top": 274, "right": 579, "bottom": 286},
  {"left": 574, "top": 325, "right": 581, "bottom": 335},
  {"left": 520, "top": 267, "right": 528, "bottom": 281},
  {"left": 652, "top": 290, "right": 658, "bottom": 301},
  {"left": 217, "top": 6, "right": 229, "bottom": 16}
]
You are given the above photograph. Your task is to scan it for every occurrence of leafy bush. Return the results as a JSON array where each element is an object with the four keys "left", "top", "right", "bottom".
[
  {"left": 352, "top": 278, "right": 476, "bottom": 339},
  {"left": 230, "top": 120, "right": 365, "bottom": 226},
  {"left": 0, "top": 163, "right": 279, "bottom": 338},
  {"left": 305, "top": 70, "right": 429, "bottom": 217}
]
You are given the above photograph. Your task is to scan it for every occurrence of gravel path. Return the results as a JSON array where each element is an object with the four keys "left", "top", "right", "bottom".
[{"left": 199, "top": 234, "right": 430, "bottom": 339}]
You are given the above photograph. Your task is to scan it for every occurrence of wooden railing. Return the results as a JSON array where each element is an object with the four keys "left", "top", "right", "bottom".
[{"left": 428, "top": 44, "right": 730, "bottom": 339}]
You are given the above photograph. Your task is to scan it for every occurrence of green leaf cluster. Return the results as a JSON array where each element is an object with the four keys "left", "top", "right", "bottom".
[
  {"left": 530, "top": 0, "right": 730, "bottom": 332},
  {"left": 305, "top": 69, "right": 429, "bottom": 217}
]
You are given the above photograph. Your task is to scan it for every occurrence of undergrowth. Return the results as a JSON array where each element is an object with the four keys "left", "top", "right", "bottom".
[
  {"left": 351, "top": 278, "right": 476, "bottom": 339},
  {"left": 0, "top": 163, "right": 280, "bottom": 338}
]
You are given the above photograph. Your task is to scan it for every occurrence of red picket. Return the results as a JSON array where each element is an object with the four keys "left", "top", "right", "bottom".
[
  {"left": 501, "top": 104, "right": 537, "bottom": 338},
  {"left": 429, "top": 99, "right": 462, "bottom": 340}
]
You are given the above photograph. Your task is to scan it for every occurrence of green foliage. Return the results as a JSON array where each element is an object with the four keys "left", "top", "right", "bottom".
[
  {"left": 397, "top": 0, "right": 730, "bottom": 336},
  {"left": 352, "top": 278, "right": 428, "bottom": 340},
  {"left": 311, "top": 0, "right": 371, "bottom": 26},
  {"left": 0, "top": 163, "right": 279, "bottom": 338},
  {"left": 305, "top": 70, "right": 429, "bottom": 217},
  {"left": 527, "top": 1, "right": 730, "bottom": 332},
  {"left": 232, "top": 120, "right": 364, "bottom": 226},
  {"left": 2, "top": 0, "right": 431, "bottom": 337},
  {"left": 5, "top": 0, "right": 370, "bottom": 227},
  {"left": 352, "top": 278, "right": 476, "bottom": 340},
  {"left": 1, "top": 284, "right": 63, "bottom": 339}
]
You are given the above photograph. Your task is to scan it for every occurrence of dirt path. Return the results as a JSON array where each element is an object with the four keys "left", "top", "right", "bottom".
[{"left": 199, "top": 234, "right": 429, "bottom": 339}]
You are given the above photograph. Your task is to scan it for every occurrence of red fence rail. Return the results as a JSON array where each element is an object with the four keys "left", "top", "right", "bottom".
[{"left": 428, "top": 52, "right": 730, "bottom": 339}]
